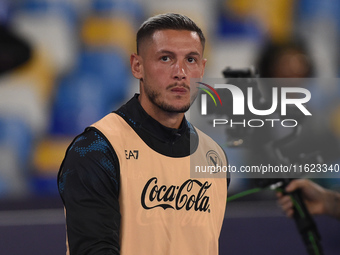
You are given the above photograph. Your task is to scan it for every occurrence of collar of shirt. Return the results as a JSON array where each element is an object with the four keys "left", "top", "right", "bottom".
[
  {"left": 114, "top": 94, "right": 197, "bottom": 157},
  {"left": 116, "top": 94, "right": 187, "bottom": 142}
]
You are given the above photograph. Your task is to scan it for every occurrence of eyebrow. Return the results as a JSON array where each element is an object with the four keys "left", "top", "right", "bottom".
[
  {"left": 186, "top": 51, "right": 201, "bottom": 57},
  {"left": 156, "top": 50, "right": 201, "bottom": 57}
]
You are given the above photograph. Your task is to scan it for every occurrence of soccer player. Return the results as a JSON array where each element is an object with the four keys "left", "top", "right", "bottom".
[{"left": 58, "top": 13, "right": 230, "bottom": 255}]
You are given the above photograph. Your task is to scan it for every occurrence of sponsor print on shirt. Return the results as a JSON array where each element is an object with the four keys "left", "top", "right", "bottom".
[{"left": 141, "top": 177, "right": 211, "bottom": 213}]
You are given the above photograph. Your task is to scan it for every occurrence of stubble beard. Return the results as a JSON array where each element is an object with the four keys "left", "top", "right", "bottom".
[{"left": 144, "top": 83, "right": 193, "bottom": 113}]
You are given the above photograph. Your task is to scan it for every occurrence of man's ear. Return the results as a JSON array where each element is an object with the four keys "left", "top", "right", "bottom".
[
  {"left": 201, "top": 58, "right": 207, "bottom": 77},
  {"left": 130, "top": 53, "right": 143, "bottom": 80}
]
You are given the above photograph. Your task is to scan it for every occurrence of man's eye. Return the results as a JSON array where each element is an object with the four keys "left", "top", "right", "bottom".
[
  {"left": 187, "top": 57, "right": 196, "bottom": 63},
  {"left": 161, "top": 56, "right": 170, "bottom": 62}
]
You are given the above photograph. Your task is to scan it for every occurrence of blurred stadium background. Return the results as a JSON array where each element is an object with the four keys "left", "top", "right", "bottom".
[{"left": 0, "top": 0, "right": 340, "bottom": 254}]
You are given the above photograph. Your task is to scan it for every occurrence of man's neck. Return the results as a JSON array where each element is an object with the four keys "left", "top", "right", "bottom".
[
  {"left": 138, "top": 98, "right": 184, "bottom": 129},
  {"left": 144, "top": 106, "right": 184, "bottom": 129}
]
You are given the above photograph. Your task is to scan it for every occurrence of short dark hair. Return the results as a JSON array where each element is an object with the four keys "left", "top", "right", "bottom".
[{"left": 136, "top": 13, "right": 205, "bottom": 54}]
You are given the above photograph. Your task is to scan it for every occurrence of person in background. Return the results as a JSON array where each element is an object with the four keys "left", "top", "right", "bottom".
[
  {"left": 256, "top": 39, "right": 314, "bottom": 79},
  {"left": 277, "top": 179, "right": 340, "bottom": 220}
]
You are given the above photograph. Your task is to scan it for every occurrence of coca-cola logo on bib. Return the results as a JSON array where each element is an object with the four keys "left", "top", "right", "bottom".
[{"left": 141, "top": 177, "right": 211, "bottom": 212}]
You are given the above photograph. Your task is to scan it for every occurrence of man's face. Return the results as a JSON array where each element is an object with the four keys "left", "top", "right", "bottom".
[{"left": 131, "top": 29, "right": 206, "bottom": 114}]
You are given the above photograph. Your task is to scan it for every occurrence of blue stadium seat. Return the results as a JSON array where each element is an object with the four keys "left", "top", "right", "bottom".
[
  {"left": 0, "top": 116, "right": 33, "bottom": 196},
  {"left": 91, "top": 0, "right": 144, "bottom": 22},
  {"left": 51, "top": 72, "right": 107, "bottom": 135},
  {"left": 0, "top": 116, "right": 33, "bottom": 167},
  {"left": 78, "top": 49, "right": 129, "bottom": 103},
  {"left": 50, "top": 48, "right": 130, "bottom": 135},
  {"left": 14, "top": 0, "right": 77, "bottom": 25}
]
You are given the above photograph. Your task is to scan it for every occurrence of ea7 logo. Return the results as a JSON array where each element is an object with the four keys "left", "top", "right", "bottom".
[{"left": 125, "top": 150, "right": 139, "bottom": 159}]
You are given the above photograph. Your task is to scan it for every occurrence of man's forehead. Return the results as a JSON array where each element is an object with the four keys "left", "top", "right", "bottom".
[
  {"left": 152, "top": 29, "right": 200, "bottom": 45},
  {"left": 139, "top": 29, "right": 203, "bottom": 55},
  {"left": 152, "top": 29, "right": 199, "bottom": 39}
]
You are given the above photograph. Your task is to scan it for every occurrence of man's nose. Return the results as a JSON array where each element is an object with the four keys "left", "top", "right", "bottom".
[{"left": 173, "top": 60, "right": 187, "bottom": 81}]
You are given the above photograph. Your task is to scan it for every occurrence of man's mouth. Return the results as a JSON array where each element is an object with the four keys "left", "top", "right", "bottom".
[
  {"left": 168, "top": 83, "right": 190, "bottom": 94},
  {"left": 171, "top": 87, "right": 188, "bottom": 93}
]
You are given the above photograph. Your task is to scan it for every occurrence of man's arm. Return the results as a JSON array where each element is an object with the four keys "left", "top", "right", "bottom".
[
  {"left": 58, "top": 128, "right": 120, "bottom": 254},
  {"left": 277, "top": 179, "right": 340, "bottom": 220}
]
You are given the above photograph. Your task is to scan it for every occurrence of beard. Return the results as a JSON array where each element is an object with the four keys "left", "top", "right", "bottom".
[{"left": 144, "top": 82, "right": 195, "bottom": 113}]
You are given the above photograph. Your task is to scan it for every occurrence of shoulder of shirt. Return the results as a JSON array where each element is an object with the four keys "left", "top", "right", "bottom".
[
  {"left": 58, "top": 127, "right": 120, "bottom": 192},
  {"left": 66, "top": 127, "right": 112, "bottom": 155}
]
